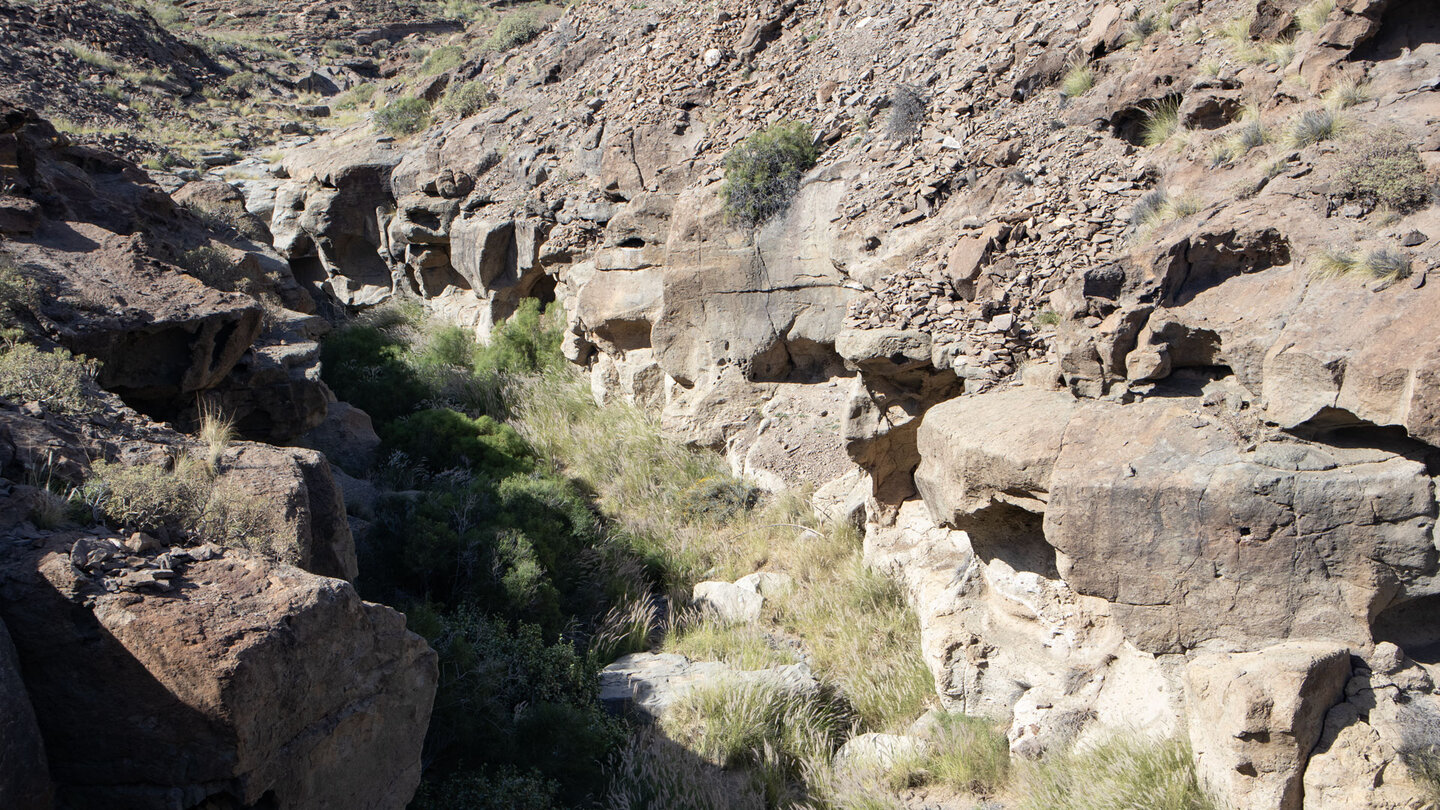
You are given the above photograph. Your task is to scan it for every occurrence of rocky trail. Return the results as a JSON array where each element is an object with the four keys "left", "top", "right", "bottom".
[{"left": 1, "top": 0, "right": 1439, "bottom": 807}]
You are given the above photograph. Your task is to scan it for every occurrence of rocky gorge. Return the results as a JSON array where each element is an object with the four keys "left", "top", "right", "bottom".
[{"left": 1, "top": 0, "right": 1439, "bottom": 807}]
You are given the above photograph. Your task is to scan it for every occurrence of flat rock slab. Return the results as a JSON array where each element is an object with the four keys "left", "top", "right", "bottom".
[{"left": 599, "top": 652, "right": 817, "bottom": 721}]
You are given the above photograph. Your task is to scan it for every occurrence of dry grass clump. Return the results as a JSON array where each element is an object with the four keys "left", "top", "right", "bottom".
[
  {"left": 1015, "top": 734, "right": 1214, "bottom": 810},
  {"left": 662, "top": 678, "right": 851, "bottom": 805},
  {"left": 606, "top": 729, "right": 765, "bottom": 810},
  {"left": 1285, "top": 108, "right": 1346, "bottom": 147},
  {"left": 889, "top": 712, "right": 1011, "bottom": 795},
  {"left": 1059, "top": 59, "right": 1095, "bottom": 98},
  {"left": 1130, "top": 189, "right": 1204, "bottom": 231},
  {"left": 196, "top": 399, "right": 237, "bottom": 472},
  {"left": 1297, "top": 0, "right": 1336, "bottom": 32},
  {"left": 1142, "top": 98, "right": 1181, "bottom": 147},
  {"left": 1313, "top": 247, "right": 1412, "bottom": 282},
  {"left": 1323, "top": 76, "right": 1370, "bottom": 109}
]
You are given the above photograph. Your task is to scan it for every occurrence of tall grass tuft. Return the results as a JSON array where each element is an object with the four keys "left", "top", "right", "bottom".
[
  {"left": 1060, "top": 59, "right": 1095, "bottom": 98},
  {"left": 1285, "top": 108, "right": 1345, "bottom": 147},
  {"left": 1142, "top": 98, "right": 1181, "bottom": 147},
  {"left": 1016, "top": 734, "right": 1215, "bottom": 810},
  {"left": 196, "top": 399, "right": 236, "bottom": 473},
  {"left": 1297, "top": 0, "right": 1336, "bottom": 32}
]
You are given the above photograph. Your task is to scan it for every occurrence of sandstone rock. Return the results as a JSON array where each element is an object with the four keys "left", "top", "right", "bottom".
[
  {"left": 0, "top": 539, "right": 436, "bottom": 809},
  {"left": 1046, "top": 399, "right": 1438, "bottom": 652},
  {"left": 297, "top": 399, "right": 382, "bottom": 474},
  {"left": 915, "top": 387, "right": 1079, "bottom": 524},
  {"left": 692, "top": 580, "right": 764, "bottom": 623},
  {"left": 1186, "top": 642, "right": 1351, "bottom": 810},
  {"left": 734, "top": 571, "right": 794, "bottom": 599},
  {"left": 217, "top": 443, "right": 359, "bottom": 582}
]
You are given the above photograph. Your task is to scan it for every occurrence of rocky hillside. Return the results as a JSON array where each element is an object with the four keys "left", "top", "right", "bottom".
[
  {"left": 253, "top": 0, "right": 1438, "bottom": 805},
  {"left": 0, "top": 0, "right": 1438, "bottom": 806}
]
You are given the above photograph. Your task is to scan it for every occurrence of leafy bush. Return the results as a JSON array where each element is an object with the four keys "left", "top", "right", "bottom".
[
  {"left": 413, "top": 767, "right": 558, "bottom": 810},
  {"left": 88, "top": 458, "right": 208, "bottom": 536},
  {"left": 485, "top": 10, "right": 544, "bottom": 52},
  {"left": 375, "top": 96, "right": 431, "bottom": 136},
  {"left": 421, "top": 45, "right": 465, "bottom": 75},
  {"left": 437, "top": 80, "right": 494, "bottom": 119},
  {"left": 474, "top": 298, "right": 566, "bottom": 377},
  {"left": 411, "top": 606, "right": 624, "bottom": 805},
  {"left": 320, "top": 324, "right": 432, "bottom": 424},
  {"left": 1016, "top": 734, "right": 1214, "bottom": 810},
  {"left": 1338, "top": 137, "right": 1431, "bottom": 213},
  {"left": 380, "top": 408, "right": 533, "bottom": 474},
  {"left": 0, "top": 344, "right": 98, "bottom": 415},
  {"left": 224, "top": 71, "right": 257, "bottom": 93},
  {"left": 886, "top": 84, "right": 927, "bottom": 142},
  {"left": 721, "top": 121, "right": 820, "bottom": 226}
]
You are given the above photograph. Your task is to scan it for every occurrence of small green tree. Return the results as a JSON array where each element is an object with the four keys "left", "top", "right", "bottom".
[{"left": 721, "top": 122, "right": 820, "bottom": 226}]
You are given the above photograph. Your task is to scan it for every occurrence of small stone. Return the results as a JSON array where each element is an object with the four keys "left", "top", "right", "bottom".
[
  {"left": 702, "top": 48, "right": 723, "bottom": 68},
  {"left": 124, "top": 532, "right": 161, "bottom": 554},
  {"left": 1400, "top": 230, "right": 1428, "bottom": 247}
]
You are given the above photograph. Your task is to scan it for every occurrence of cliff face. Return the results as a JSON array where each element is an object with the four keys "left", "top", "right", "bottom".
[{"left": 264, "top": 0, "right": 1440, "bottom": 805}]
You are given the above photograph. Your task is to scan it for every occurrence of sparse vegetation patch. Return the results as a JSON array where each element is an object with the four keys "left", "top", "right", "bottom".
[{"left": 721, "top": 121, "right": 820, "bottom": 226}]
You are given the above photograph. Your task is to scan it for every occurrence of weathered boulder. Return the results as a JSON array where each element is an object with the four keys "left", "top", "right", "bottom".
[
  {"left": 1186, "top": 642, "right": 1351, "bottom": 810},
  {"left": 215, "top": 443, "right": 359, "bottom": 582},
  {"left": 692, "top": 580, "right": 764, "bottom": 624},
  {"left": 297, "top": 399, "right": 382, "bottom": 474},
  {"left": 834, "top": 733, "right": 927, "bottom": 773},
  {"left": 914, "top": 386, "right": 1080, "bottom": 523},
  {"left": 1045, "top": 398, "right": 1438, "bottom": 653},
  {"left": 0, "top": 538, "right": 436, "bottom": 809}
]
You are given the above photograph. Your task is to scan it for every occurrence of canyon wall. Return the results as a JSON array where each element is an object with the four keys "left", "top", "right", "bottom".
[{"left": 263, "top": 0, "right": 1440, "bottom": 806}]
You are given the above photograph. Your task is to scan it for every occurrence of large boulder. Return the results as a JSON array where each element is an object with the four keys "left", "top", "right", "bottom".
[
  {"left": 0, "top": 537, "right": 436, "bottom": 809},
  {"left": 1045, "top": 397, "right": 1438, "bottom": 653}
]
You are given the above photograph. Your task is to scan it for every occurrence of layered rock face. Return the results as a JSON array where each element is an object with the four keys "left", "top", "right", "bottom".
[{"left": 262, "top": 0, "right": 1440, "bottom": 805}]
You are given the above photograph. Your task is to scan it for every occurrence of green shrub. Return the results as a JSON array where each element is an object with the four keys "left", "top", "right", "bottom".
[
  {"left": 485, "top": 10, "right": 544, "bottom": 52},
  {"left": 1338, "top": 137, "right": 1431, "bottom": 213},
  {"left": 380, "top": 408, "right": 534, "bottom": 474},
  {"left": 332, "top": 82, "right": 376, "bottom": 111},
  {"left": 320, "top": 324, "right": 432, "bottom": 424},
  {"left": 474, "top": 298, "right": 566, "bottom": 377},
  {"left": 88, "top": 458, "right": 208, "bottom": 536},
  {"left": 412, "top": 606, "right": 624, "bottom": 805},
  {"left": 375, "top": 96, "right": 431, "bottom": 136},
  {"left": 437, "top": 80, "right": 494, "bottom": 119},
  {"left": 421, "top": 45, "right": 465, "bottom": 75},
  {"left": 721, "top": 121, "right": 820, "bottom": 225},
  {"left": 0, "top": 260, "right": 38, "bottom": 327},
  {"left": 412, "top": 767, "right": 558, "bottom": 810},
  {"left": 0, "top": 344, "right": 98, "bottom": 415},
  {"left": 1016, "top": 734, "right": 1214, "bottom": 810}
]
